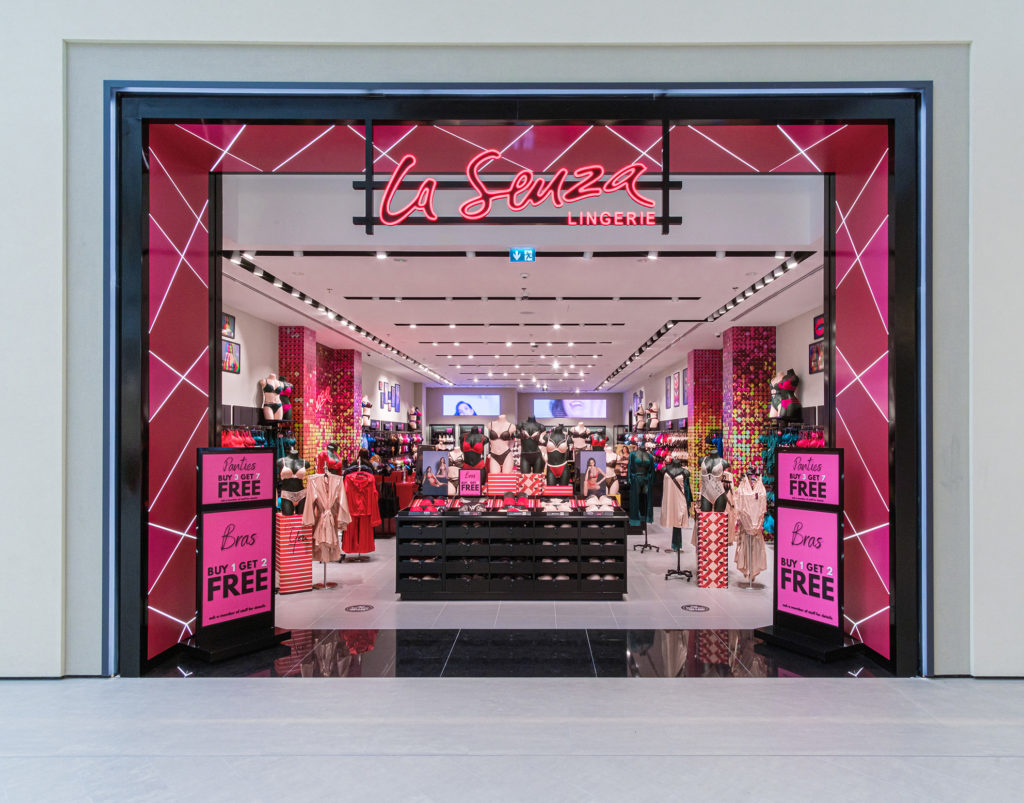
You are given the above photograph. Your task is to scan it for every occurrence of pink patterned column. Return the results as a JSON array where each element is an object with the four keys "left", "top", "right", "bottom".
[
  {"left": 312, "top": 346, "right": 363, "bottom": 461},
  {"left": 278, "top": 326, "right": 317, "bottom": 467},
  {"left": 687, "top": 349, "right": 723, "bottom": 498},
  {"left": 722, "top": 326, "right": 776, "bottom": 473}
]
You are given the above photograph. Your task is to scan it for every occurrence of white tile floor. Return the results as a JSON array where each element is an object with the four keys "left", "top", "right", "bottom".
[
  {"left": 275, "top": 514, "right": 774, "bottom": 632},
  {"left": 1, "top": 677, "right": 1021, "bottom": 801}
]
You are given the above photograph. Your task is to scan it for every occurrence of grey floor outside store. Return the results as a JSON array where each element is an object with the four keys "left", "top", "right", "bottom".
[{"left": 1, "top": 676, "right": 1021, "bottom": 801}]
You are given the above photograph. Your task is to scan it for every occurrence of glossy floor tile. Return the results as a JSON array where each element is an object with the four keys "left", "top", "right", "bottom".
[
  {"left": 275, "top": 516, "right": 774, "bottom": 631},
  {"left": 145, "top": 628, "right": 891, "bottom": 679}
]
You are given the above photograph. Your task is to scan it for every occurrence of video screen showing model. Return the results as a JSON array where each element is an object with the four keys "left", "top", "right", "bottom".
[
  {"left": 533, "top": 398, "right": 607, "bottom": 419},
  {"left": 442, "top": 394, "right": 501, "bottom": 416}
]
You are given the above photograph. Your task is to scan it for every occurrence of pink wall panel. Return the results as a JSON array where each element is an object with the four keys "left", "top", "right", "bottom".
[{"left": 687, "top": 349, "right": 723, "bottom": 500}]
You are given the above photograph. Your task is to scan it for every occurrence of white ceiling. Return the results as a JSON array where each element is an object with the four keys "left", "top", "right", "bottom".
[{"left": 221, "top": 173, "right": 824, "bottom": 392}]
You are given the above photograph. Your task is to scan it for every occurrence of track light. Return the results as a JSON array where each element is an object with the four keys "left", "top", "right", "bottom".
[
  {"left": 229, "top": 251, "right": 241, "bottom": 265},
  {"left": 785, "top": 256, "right": 799, "bottom": 269},
  {"left": 304, "top": 297, "right": 313, "bottom": 305},
  {"left": 774, "top": 250, "right": 785, "bottom": 259},
  {"left": 242, "top": 251, "right": 254, "bottom": 261},
  {"left": 582, "top": 251, "right": 593, "bottom": 260},
  {"left": 410, "top": 323, "right": 417, "bottom": 329},
  {"left": 253, "top": 267, "right": 264, "bottom": 278},
  {"left": 466, "top": 251, "right": 475, "bottom": 258},
  {"left": 291, "top": 289, "right": 301, "bottom": 298},
  {"left": 715, "top": 250, "right": 725, "bottom": 259},
  {"left": 273, "top": 279, "right": 283, "bottom": 288},
  {"left": 376, "top": 251, "right": 387, "bottom": 260}
]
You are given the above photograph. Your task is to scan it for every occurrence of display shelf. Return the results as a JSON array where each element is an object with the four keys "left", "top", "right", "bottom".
[{"left": 394, "top": 512, "right": 628, "bottom": 600}]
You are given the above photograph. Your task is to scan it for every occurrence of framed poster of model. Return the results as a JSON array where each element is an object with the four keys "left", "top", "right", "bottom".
[
  {"left": 672, "top": 371, "right": 680, "bottom": 407},
  {"left": 665, "top": 376, "right": 671, "bottom": 408},
  {"left": 420, "top": 450, "right": 448, "bottom": 496},
  {"left": 221, "top": 312, "right": 236, "bottom": 339},
  {"left": 221, "top": 340, "right": 240, "bottom": 374}
]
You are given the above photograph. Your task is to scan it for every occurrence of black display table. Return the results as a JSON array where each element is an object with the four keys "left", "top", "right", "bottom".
[{"left": 395, "top": 511, "right": 628, "bottom": 600}]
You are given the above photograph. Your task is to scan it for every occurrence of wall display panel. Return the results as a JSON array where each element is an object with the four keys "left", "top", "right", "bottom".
[
  {"left": 533, "top": 398, "right": 607, "bottom": 419},
  {"left": 442, "top": 394, "right": 501, "bottom": 417}
]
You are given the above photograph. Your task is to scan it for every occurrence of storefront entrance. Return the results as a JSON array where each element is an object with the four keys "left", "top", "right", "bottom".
[{"left": 113, "top": 86, "right": 924, "bottom": 676}]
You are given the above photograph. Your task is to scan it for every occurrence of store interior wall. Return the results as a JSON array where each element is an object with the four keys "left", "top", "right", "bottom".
[
  {"left": 775, "top": 307, "right": 825, "bottom": 410},
  {"left": 221, "top": 305, "right": 280, "bottom": 408},
  {"left": 622, "top": 366, "right": 689, "bottom": 424},
  {"left": 362, "top": 361, "right": 411, "bottom": 424},
  {"left": 48, "top": 36, "right": 977, "bottom": 677}
]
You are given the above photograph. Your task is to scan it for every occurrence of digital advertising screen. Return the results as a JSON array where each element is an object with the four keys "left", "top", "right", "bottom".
[
  {"left": 442, "top": 394, "right": 501, "bottom": 416},
  {"left": 532, "top": 398, "right": 607, "bottom": 419}
]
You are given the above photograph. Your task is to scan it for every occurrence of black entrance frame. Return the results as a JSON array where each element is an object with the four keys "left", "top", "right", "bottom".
[{"left": 112, "top": 83, "right": 927, "bottom": 677}]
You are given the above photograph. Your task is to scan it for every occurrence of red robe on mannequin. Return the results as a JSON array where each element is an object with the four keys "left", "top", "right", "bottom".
[{"left": 342, "top": 471, "right": 381, "bottom": 554}]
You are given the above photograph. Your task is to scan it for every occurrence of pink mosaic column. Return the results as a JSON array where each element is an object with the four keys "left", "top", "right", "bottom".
[
  {"left": 722, "top": 326, "right": 776, "bottom": 473},
  {"left": 687, "top": 349, "right": 723, "bottom": 498},
  {"left": 278, "top": 326, "right": 317, "bottom": 466},
  {"left": 313, "top": 346, "right": 363, "bottom": 461}
]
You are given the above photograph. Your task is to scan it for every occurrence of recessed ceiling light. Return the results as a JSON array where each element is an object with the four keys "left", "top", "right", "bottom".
[
  {"left": 568, "top": 341, "right": 574, "bottom": 347},
  {"left": 410, "top": 323, "right": 417, "bottom": 329},
  {"left": 454, "top": 341, "right": 460, "bottom": 347},
  {"left": 468, "top": 354, "right": 474, "bottom": 359},
  {"left": 647, "top": 251, "right": 658, "bottom": 260},
  {"left": 582, "top": 251, "right": 593, "bottom": 260},
  {"left": 376, "top": 251, "right": 387, "bottom": 260},
  {"left": 466, "top": 251, "right": 476, "bottom": 258},
  {"left": 715, "top": 250, "right": 725, "bottom": 259},
  {"left": 449, "top": 323, "right": 456, "bottom": 329},
  {"left": 506, "top": 341, "right": 512, "bottom": 347},
  {"left": 395, "top": 297, "right": 402, "bottom": 303},
  {"left": 547, "top": 341, "right": 552, "bottom": 347},
  {"left": 432, "top": 341, "right": 438, "bottom": 346},
  {"left": 456, "top": 364, "right": 461, "bottom": 368},
  {"left": 553, "top": 323, "right": 561, "bottom": 330},
  {"left": 514, "top": 364, "right": 519, "bottom": 369}
]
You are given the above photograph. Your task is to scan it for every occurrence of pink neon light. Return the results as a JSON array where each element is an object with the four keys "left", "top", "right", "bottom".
[{"left": 379, "top": 148, "right": 655, "bottom": 225}]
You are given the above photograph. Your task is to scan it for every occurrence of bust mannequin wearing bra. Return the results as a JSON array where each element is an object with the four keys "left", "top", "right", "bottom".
[
  {"left": 570, "top": 422, "right": 592, "bottom": 452},
  {"left": 518, "top": 415, "right": 546, "bottom": 474},
  {"left": 446, "top": 447, "right": 464, "bottom": 495},
  {"left": 542, "top": 424, "right": 570, "bottom": 485},
  {"left": 316, "top": 442, "right": 344, "bottom": 476},
  {"left": 277, "top": 449, "right": 309, "bottom": 515},
  {"left": 259, "top": 373, "right": 283, "bottom": 422},
  {"left": 603, "top": 446, "right": 620, "bottom": 496},
  {"left": 647, "top": 402, "right": 660, "bottom": 429},
  {"left": 634, "top": 404, "right": 648, "bottom": 431},
  {"left": 487, "top": 413, "right": 516, "bottom": 473},
  {"left": 699, "top": 440, "right": 731, "bottom": 512},
  {"left": 461, "top": 430, "right": 487, "bottom": 470}
]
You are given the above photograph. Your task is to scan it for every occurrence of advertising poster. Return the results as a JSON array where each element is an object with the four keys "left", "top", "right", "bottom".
[
  {"left": 420, "top": 450, "right": 449, "bottom": 496},
  {"left": 777, "top": 451, "right": 841, "bottom": 507},
  {"left": 672, "top": 371, "right": 680, "bottom": 407},
  {"left": 199, "top": 506, "right": 274, "bottom": 627},
  {"left": 459, "top": 468, "right": 484, "bottom": 497},
  {"left": 665, "top": 376, "right": 671, "bottom": 409},
  {"left": 200, "top": 450, "right": 274, "bottom": 506},
  {"left": 578, "top": 450, "right": 607, "bottom": 496},
  {"left": 775, "top": 506, "right": 841, "bottom": 627}
]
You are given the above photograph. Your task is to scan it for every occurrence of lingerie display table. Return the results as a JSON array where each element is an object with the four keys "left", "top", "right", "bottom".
[{"left": 395, "top": 510, "right": 628, "bottom": 600}]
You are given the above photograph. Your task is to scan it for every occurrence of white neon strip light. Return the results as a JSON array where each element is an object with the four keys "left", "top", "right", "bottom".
[
  {"left": 272, "top": 125, "right": 335, "bottom": 172},
  {"left": 372, "top": 125, "right": 417, "bottom": 165},
  {"left": 686, "top": 126, "right": 760, "bottom": 172},
  {"left": 149, "top": 346, "right": 210, "bottom": 421},
  {"left": 769, "top": 125, "right": 848, "bottom": 172},
  {"left": 542, "top": 125, "right": 593, "bottom": 172},
  {"left": 147, "top": 606, "right": 193, "bottom": 627},
  {"left": 835, "top": 348, "right": 889, "bottom": 423},
  {"left": 433, "top": 125, "right": 532, "bottom": 172},
  {"left": 148, "top": 213, "right": 208, "bottom": 288},
  {"left": 837, "top": 148, "right": 889, "bottom": 232},
  {"left": 149, "top": 200, "right": 210, "bottom": 333},
  {"left": 835, "top": 210, "right": 890, "bottom": 334},
  {"left": 149, "top": 149, "right": 209, "bottom": 232},
  {"left": 208, "top": 124, "right": 246, "bottom": 172},
  {"left": 148, "top": 521, "right": 197, "bottom": 541},
  {"left": 605, "top": 126, "right": 663, "bottom": 169},
  {"left": 149, "top": 351, "right": 207, "bottom": 399},
  {"left": 173, "top": 124, "right": 263, "bottom": 172},
  {"left": 498, "top": 124, "right": 535, "bottom": 155},
  {"left": 777, "top": 125, "right": 821, "bottom": 172},
  {"left": 836, "top": 408, "right": 891, "bottom": 513},
  {"left": 147, "top": 409, "right": 209, "bottom": 512}
]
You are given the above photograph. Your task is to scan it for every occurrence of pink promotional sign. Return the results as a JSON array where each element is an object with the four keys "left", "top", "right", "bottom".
[
  {"left": 200, "top": 449, "right": 274, "bottom": 506},
  {"left": 199, "top": 506, "right": 273, "bottom": 627},
  {"left": 776, "top": 450, "right": 841, "bottom": 507},
  {"left": 776, "top": 506, "right": 841, "bottom": 627}
]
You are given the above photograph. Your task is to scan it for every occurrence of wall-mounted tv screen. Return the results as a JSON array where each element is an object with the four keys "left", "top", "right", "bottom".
[
  {"left": 442, "top": 394, "right": 501, "bottom": 416},
  {"left": 533, "top": 398, "right": 607, "bottom": 419}
]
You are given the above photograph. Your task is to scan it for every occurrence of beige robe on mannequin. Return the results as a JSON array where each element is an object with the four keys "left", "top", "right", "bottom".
[
  {"left": 302, "top": 472, "right": 352, "bottom": 563},
  {"left": 732, "top": 475, "right": 768, "bottom": 581}
]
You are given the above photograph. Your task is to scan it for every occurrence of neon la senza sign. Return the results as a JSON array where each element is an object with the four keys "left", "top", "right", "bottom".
[{"left": 379, "top": 149, "right": 657, "bottom": 226}]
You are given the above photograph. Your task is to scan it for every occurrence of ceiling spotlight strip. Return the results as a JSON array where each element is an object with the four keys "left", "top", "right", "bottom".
[
  {"left": 597, "top": 251, "right": 815, "bottom": 390},
  {"left": 225, "top": 254, "right": 454, "bottom": 386}
]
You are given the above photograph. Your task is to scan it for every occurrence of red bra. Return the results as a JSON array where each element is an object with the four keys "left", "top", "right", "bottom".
[{"left": 462, "top": 439, "right": 484, "bottom": 454}]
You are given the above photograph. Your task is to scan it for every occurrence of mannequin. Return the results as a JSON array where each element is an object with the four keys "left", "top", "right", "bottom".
[
  {"left": 660, "top": 456, "right": 692, "bottom": 552},
  {"left": 446, "top": 447, "right": 464, "bottom": 495},
  {"left": 769, "top": 368, "right": 802, "bottom": 420},
  {"left": 603, "top": 446, "right": 620, "bottom": 496},
  {"left": 280, "top": 382, "right": 294, "bottom": 421},
  {"left": 570, "top": 422, "right": 592, "bottom": 452},
  {"left": 259, "top": 373, "right": 283, "bottom": 421},
  {"left": 277, "top": 448, "right": 309, "bottom": 516},
  {"left": 542, "top": 424, "right": 570, "bottom": 485},
  {"left": 487, "top": 413, "right": 516, "bottom": 473},
  {"left": 461, "top": 428, "right": 487, "bottom": 470},
  {"left": 733, "top": 467, "right": 768, "bottom": 582},
  {"left": 699, "top": 436, "right": 730, "bottom": 512},
  {"left": 647, "top": 401, "right": 660, "bottom": 429},
  {"left": 316, "top": 442, "right": 344, "bottom": 476},
  {"left": 627, "top": 441, "right": 656, "bottom": 526},
  {"left": 634, "top": 403, "right": 648, "bottom": 431},
  {"left": 518, "top": 416, "right": 546, "bottom": 475},
  {"left": 590, "top": 432, "right": 608, "bottom": 450}
]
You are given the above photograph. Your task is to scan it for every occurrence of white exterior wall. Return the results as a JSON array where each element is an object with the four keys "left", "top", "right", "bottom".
[{"left": 1, "top": 0, "right": 1008, "bottom": 676}]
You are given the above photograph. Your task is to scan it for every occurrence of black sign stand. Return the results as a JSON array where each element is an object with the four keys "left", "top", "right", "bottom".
[
  {"left": 756, "top": 448, "right": 861, "bottom": 663},
  {"left": 183, "top": 447, "right": 289, "bottom": 662}
]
